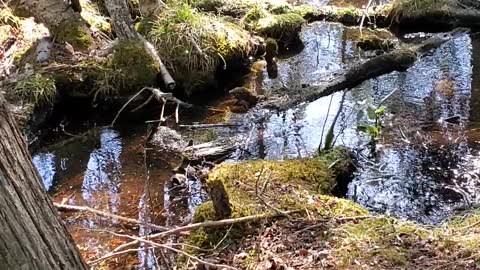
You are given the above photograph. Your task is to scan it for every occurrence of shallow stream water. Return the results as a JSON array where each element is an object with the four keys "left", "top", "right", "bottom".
[{"left": 31, "top": 16, "right": 480, "bottom": 268}]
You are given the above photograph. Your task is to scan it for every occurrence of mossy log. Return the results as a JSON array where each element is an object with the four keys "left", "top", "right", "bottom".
[
  {"left": 7, "top": 0, "right": 93, "bottom": 48},
  {"left": 266, "top": 31, "right": 460, "bottom": 110},
  {"left": 392, "top": 9, "right": 480, "bottom": 32}
]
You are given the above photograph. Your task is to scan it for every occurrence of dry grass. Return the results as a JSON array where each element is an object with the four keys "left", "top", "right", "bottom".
[{"left": 147, "top": 3, "right": 253, "bottom": 93}]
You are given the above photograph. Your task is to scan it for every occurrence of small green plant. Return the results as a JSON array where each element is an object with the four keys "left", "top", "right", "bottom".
[
  {"left": 14, "top": 73, "right": 56, "bottom": 107},
  {"left": 357, "top": 103, "right": 386, "bottom": 153}
]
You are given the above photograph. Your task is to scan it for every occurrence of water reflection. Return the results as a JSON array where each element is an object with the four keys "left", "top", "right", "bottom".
[
  {"left": 239, "top": 23, "right": 480, "bottom": 223},
  {"left": 32, "top": 152, "right": 56, "bottom": 191},
  {"left": 82, "top": 129, "right": 122, "bottom": 214}
]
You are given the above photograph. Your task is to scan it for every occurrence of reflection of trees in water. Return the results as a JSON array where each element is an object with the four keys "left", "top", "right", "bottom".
[
  {"left": 348, "top": 33, "right": 477, "bottom": 223},
  {"left": 82, "top": 129, "right": 122, "bottom": 214},
  {"left": 32, "top": 152, "right": 56, "bottom": 191}
]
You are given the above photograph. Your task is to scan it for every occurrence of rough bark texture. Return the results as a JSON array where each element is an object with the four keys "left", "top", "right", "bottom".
[
  {"left": 0, "top": 100, "right": 87, "bottom": 269},
  {"left": 105, "top": 0, "right": 138, "bottom": 40},
  {"left": 7, "top": 0, "right": 92, "bottom": 48}
]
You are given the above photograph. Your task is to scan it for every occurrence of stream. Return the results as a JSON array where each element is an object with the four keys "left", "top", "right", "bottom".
[{"left": 31, "top": 19, "right": 480, "bottom": 266}]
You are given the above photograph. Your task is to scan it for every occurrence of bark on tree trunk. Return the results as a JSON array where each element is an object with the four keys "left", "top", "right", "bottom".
[
  {"left": 0, "top": 100, "right": 87, "bottom": 269},
  {"left": 7, "top": 0, "right": 93, "bottom": 48}
]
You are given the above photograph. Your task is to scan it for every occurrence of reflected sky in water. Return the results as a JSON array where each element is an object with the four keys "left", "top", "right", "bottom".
[
  {"left": 82, "top": 128, "right": 122, "bottom": 214},
  {"left": 237, "top": 24, "right": 480, "bottom": 223},
  {"left": 32, "top": 152, "right": 56, "bottom": 191}
]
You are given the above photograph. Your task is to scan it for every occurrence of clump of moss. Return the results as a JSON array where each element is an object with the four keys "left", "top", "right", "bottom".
[
  {"left": 187, "top": 201, "right": 255, "bottom": 251},
  {"left": 321, "top": 208, "right": 480, "bottom": 269},
  {"left": 135, "top": 18, "right": 154, "bottom": 35},
  {"left": 56, "top": 19, "right": 94, "bottom": 49},
  {"left": 192, "top": 0, "right": 224, "bottom": 12},
  {"left": 389, "top": 0, "right": 453, "bottom": 21},
  {"left": 244, "top": 5, "right": 269, "bottom": 24},
  {"left": 96, "top": 40, "right": 159, "bottom": 96},
  {"left": 256, "top": 13, "right": 304, "bottom": 44},
  {"left": 80, "top": 0, "right": 112, "bottom": 34},
  {"left": 14, "top": 73, "right": 56, "bottom": 107},
  {"left": 146, "top": 4, "right": 253, "bottom": 95}
]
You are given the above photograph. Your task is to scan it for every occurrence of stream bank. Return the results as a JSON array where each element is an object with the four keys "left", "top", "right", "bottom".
[{"left": 6, "top": 0, "right": 480, "bottom": 268}]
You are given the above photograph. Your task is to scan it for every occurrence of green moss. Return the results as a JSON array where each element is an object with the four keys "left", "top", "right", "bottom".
[
  {"left": 268, "top": 4, "right": 292, "bottom": 14},
  {"left": 187, "top": 201, "right": 256, "bottom": 251},
  {"left": 244, "top": 5, "right": 269, "bottom": 24},
  {"left": 331, "top": 218, "right": 430, "bottom": 267},
  {"left": 291, "top": 5, "right": 314, "bottom": 17},
  {"left": 56, "top": 19, "right": 93, "bottom": 49},
  {"left": 80, "top": 0, "right": 112, "bottom": 34},
  {"left": 100, "top": 40, "right": 159, "bottom": 95},
  {"left": 135, "top": 18, "right": 154, "bottom": 35},
  {"left": 147, "top": 7, "right": 252, "bottom": 95},
  {"left": 192, "top": 0, "right": 224, "bottom": 12},
  {"left": 256, "top": 13, "right": 304, "bottom": 43},
  {"left": 14, "top": 73, "right": 56, "bottom": 107},
  {"left": 390, "top": 0, "right": 452, "bottom": 21}
]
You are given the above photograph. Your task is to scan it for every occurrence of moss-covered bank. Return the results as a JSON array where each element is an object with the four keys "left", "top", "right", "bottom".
[
  {"left": 186, "top": 148, "right": 355, "bottom": 250},
  {"left": 185, "top": 145, "right": 480, "bottom": 269}
]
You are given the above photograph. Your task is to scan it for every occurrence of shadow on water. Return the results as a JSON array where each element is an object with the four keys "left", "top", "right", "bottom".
[{"left": 233, "top": 22, "right": 480, "bottom": 224}]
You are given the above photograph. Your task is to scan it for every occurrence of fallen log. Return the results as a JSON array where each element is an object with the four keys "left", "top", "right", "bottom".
[
  {"left": 184, "top": 139, "right": 237, "bottom": 161},
  {"left": 264, "top": 30, "right": 465, "bottom": 110}
]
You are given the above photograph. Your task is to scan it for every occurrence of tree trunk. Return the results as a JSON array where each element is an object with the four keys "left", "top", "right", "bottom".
[
  {"left": 7, "top": 0, "right": 93, "bottom": 48},
  {"left": 0, "top": 100, "right": 87, "bottom": 269}
]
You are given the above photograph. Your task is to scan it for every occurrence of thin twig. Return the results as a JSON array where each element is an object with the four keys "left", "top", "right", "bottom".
[
  {"left": 93, "top": 210, "right": 300, "bottom": 262},
  {"left": 91, "top": 230, "right": 238, "bottom": 269},
  {"left": 54, "top": 203, "right": 171, "bottom": 232}
]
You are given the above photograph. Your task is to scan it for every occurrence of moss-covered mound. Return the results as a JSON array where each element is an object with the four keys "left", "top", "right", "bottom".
[
  {"left": 187, "top": 148, "right": 355, "bottom": 250},
  {"left": 110, "top": 40, "right": 158, "bottom": 92},
  {"left": 186, "top": 145, "right": 480, "bottom": 269},
  {"left": 56, "top": 18, "right": 94, "bottom": 49},
  {"left": 143, "top": 4, "right": 255, "bottom": 95},
  {"left": 389, "top": 0, "right": 456, "bottom": 21},
  {"left": 79, "top": 0, "right": 112, "bottom": 34},
  {"left": 255, "top": 12, "right": 304, "bottom": 44}
]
